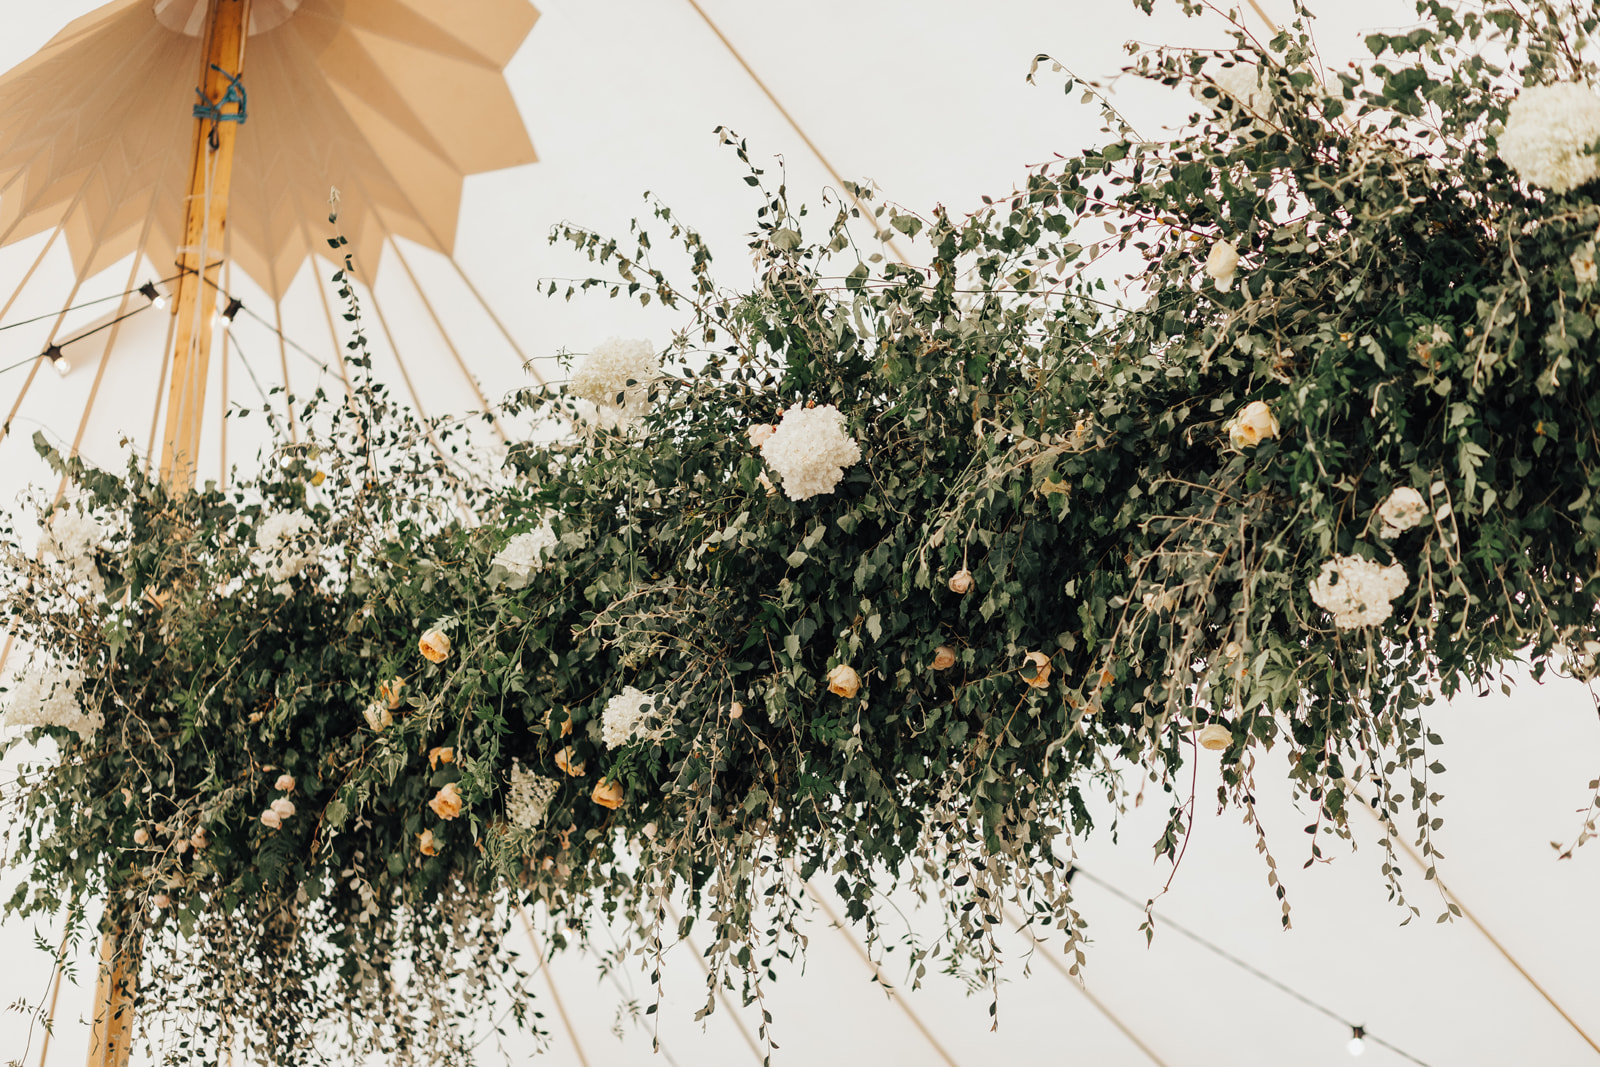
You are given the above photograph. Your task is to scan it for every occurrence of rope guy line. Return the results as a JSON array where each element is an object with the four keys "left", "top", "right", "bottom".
[{"left": 1351, "top": 796, "right": 1600, "bottom": 1058}]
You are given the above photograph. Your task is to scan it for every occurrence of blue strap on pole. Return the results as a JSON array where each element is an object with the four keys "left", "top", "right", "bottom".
[{"left": 192, "top": 65, "right": 248, "bottom": 125}]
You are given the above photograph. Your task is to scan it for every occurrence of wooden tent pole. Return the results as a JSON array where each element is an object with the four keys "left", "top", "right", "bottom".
[
  {"left": 88, "top": 7, "right": 253, "bottom": 1063},
  {"left": 158, "top": 0, "right": 252, "bottom": 489},
  {"left": 84, "top": 925, "right": 142, "bottom": 1067}
]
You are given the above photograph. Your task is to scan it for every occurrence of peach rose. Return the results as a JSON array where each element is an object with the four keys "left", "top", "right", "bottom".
[
  {"left": 274, "top": 774, "right": 295, "bottom": 792},
  {"left": 1227, "top": 401, "right": 1279, "bottom": 449},
  {"left": 1197, "top": 723, "right": 1233, "bottom": 751},
  {"left": 419, "top": 628, "right": 452, "bottom": 664},
  {"left": 931, "top": 645, "right": 957, "bottom": 671},
  {"left": 190, "top": 828, "right": 209, "bottom": 850},
  {"left": 948, "top": 568, "right": 974, "bottom": 594},
  {"left": 748, "top": 423, "right": 776, "bottom": 448},
  {"left": 152, "top": 893, "right": 171, "bottom": 909},
  {"left": 417, "top": 828, "right": 440, "bottom": 856},
  {"left": 826, "top": 664, "right": 861, "bottom": 698},
  {"left": 428, "top": 782, "right": 464, "bottom": 820},
  {"left": 428, "top": 746, "right": 455, "bottom": 771},
  {"left": 591, "top": 780, "right": 625, "bottom": 810},
  {"left": 555, "top": 746, "right": 586, "bottom": 777},
  {"left": 270, "top": 797, "right": 296, "bottom": 820},
  {"left": 1022, "top": 651, "right": 1052, "bottom": 689},
  {"left": 133, "top": 827, "right": 150, "bottom": 846},
  {"left": 379, "top": 677, "right": 406, "bottom": 709},
  {"left": 729, "top": 702, "right": 744, "bottom": 720},
  {"left": 260, "top": 809, "right": 282, "bottom": 829}
]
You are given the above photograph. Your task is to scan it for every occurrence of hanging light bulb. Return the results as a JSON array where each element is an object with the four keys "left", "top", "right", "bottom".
[
  {"left": 1347, "top": 1025, "right": 1366, "bottom": 1057},
  {"left": 139, "top": 281, "right": 167, "bottom": 310},
  {"left": 214, "top": 296, "right": 243, "bottom": 328},
  {"left": 43, "top": 344, "right": 70, "bottom": 377}
]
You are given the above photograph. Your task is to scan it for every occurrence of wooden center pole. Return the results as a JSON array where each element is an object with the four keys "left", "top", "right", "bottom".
[
  {"left": 158, "top": 0, "right": 252, "bottom": 489},
  {"left": 84, "top": 926, "right": 142, "bottom": 1067},
  {"left": 90, "top": 7, "right": 253, "bottom": 1062}
]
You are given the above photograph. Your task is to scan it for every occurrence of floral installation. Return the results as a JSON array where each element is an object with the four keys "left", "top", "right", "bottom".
[{"left": 4, "top": 3, "right": 1600, "bottom": 1063}]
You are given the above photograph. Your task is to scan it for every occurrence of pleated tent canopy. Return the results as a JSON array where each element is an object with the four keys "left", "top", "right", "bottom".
[{"left": 0, "top": 0, "right": 538, "bottom": 297}]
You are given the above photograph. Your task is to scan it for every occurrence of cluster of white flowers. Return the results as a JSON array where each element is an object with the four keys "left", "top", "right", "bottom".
[
  {"left": 492, "top": 520, "right": 559, "bottom": 580},
  {"left": 1574, "top": 241, "right": 1598, "bottom": 285},
  {"left": 602, "top": 686, "right": 657, "bottom": 749},
  {"left": 569, "top": 338, "right": 658, "bottom": 425},
  {"left": 1377, "top": 486, "right": 1429, "bottom": 539},
  {"left": 1198, "top": 63, "right": 1273, "bottom": 129},
  {"left": 41, "top": 509, "right": 106, "bottom": 589},
  {"left": 1497, "top": 82, "right": 1600, "bottom": 194},
  {"left": 2, "top": 659, "right": 99, "bottom": 741},
  {"left": 760, "top": 404, "right": 862, "bottom": 501},
  {"left": 507, "top": 761, "right": 560, "bottom": 829},
  {"left": 1308, "top": 555, "right": 1409, "bottom": 628},
  {"left": 254, "top": 509, "right": 318, "bottom": 594}
]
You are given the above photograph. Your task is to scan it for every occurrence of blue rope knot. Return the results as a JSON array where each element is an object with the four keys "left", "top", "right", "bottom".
[{"left": 193, "top": 64, "right": 248, "bottom": 127}]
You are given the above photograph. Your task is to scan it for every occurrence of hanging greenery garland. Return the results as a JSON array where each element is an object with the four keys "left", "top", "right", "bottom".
[{"left": 5, "top": 1, "right": 1600, "bottom": 1060}]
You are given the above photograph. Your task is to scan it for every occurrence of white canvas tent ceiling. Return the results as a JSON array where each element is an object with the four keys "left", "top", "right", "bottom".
[{"left": 0, "top": 1, "right": 1597, "bottom": 1065}]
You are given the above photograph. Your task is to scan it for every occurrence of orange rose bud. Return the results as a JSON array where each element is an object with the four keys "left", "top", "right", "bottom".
[
  {"left": 379, "top": 678, "right": 406, "bottom": 709},
  {"left": 418, "top": 828, "right": 440, "bottom": 856},
  {"left": 931, "top": 645, "right": 957, "bottom": 671},
  {"left": 555, "top": 746, "right": 586, "bottom": 777},
  {"left": 428, "top": 746, "right": 455, "bottom": 770},
  {"left": 428, "top": 782, "right": 464, "bottom": 820},
  {"left": 591, "top": 780, "right": 625, "bottom": 810}
]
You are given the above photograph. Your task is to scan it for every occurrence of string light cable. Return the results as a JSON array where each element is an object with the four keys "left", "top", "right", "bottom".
[
  {"left": 0, "top": 269, "right": 185, "bottom": 334},
  {"left": 1070, "top": 866, "right": 1434, "bottom": 1067}
]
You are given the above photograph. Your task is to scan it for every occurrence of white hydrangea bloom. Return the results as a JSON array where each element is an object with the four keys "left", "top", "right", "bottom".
[
  {"left": 1497, "top": 83, "right": 1600, "bottom": 193},
  {"left": 760, "top": 404, "right": 862, "bottom": 501},
  {"left": 507, "top": 761, "right": 560, "bottom": 829},
  {"left": 41, "top": 509, "right": 106, "bottom": 589},
  {"left": 2, "top": 658, "right": 99, "bottom": 741},
  {"left": 569, "top": 338, "right": 658, "bottom": 423},
  {"left": 493, "top": 521, "right": 559, "bottom": 579},
  {"left": 1376, "top": 487, "right": 1429, "bottom": 539},
  {"left": 602, "top": 686, "right": 657, "bottom": 749},
  {"left": 1308, "top": 555, "right": 1409, "bottom": 629},
  {"left": 1198, "top": 63, "right": 1274, "bottom": 130},
  {"left": 254, "top": 509, "right": 319, "bottom": 587}
]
